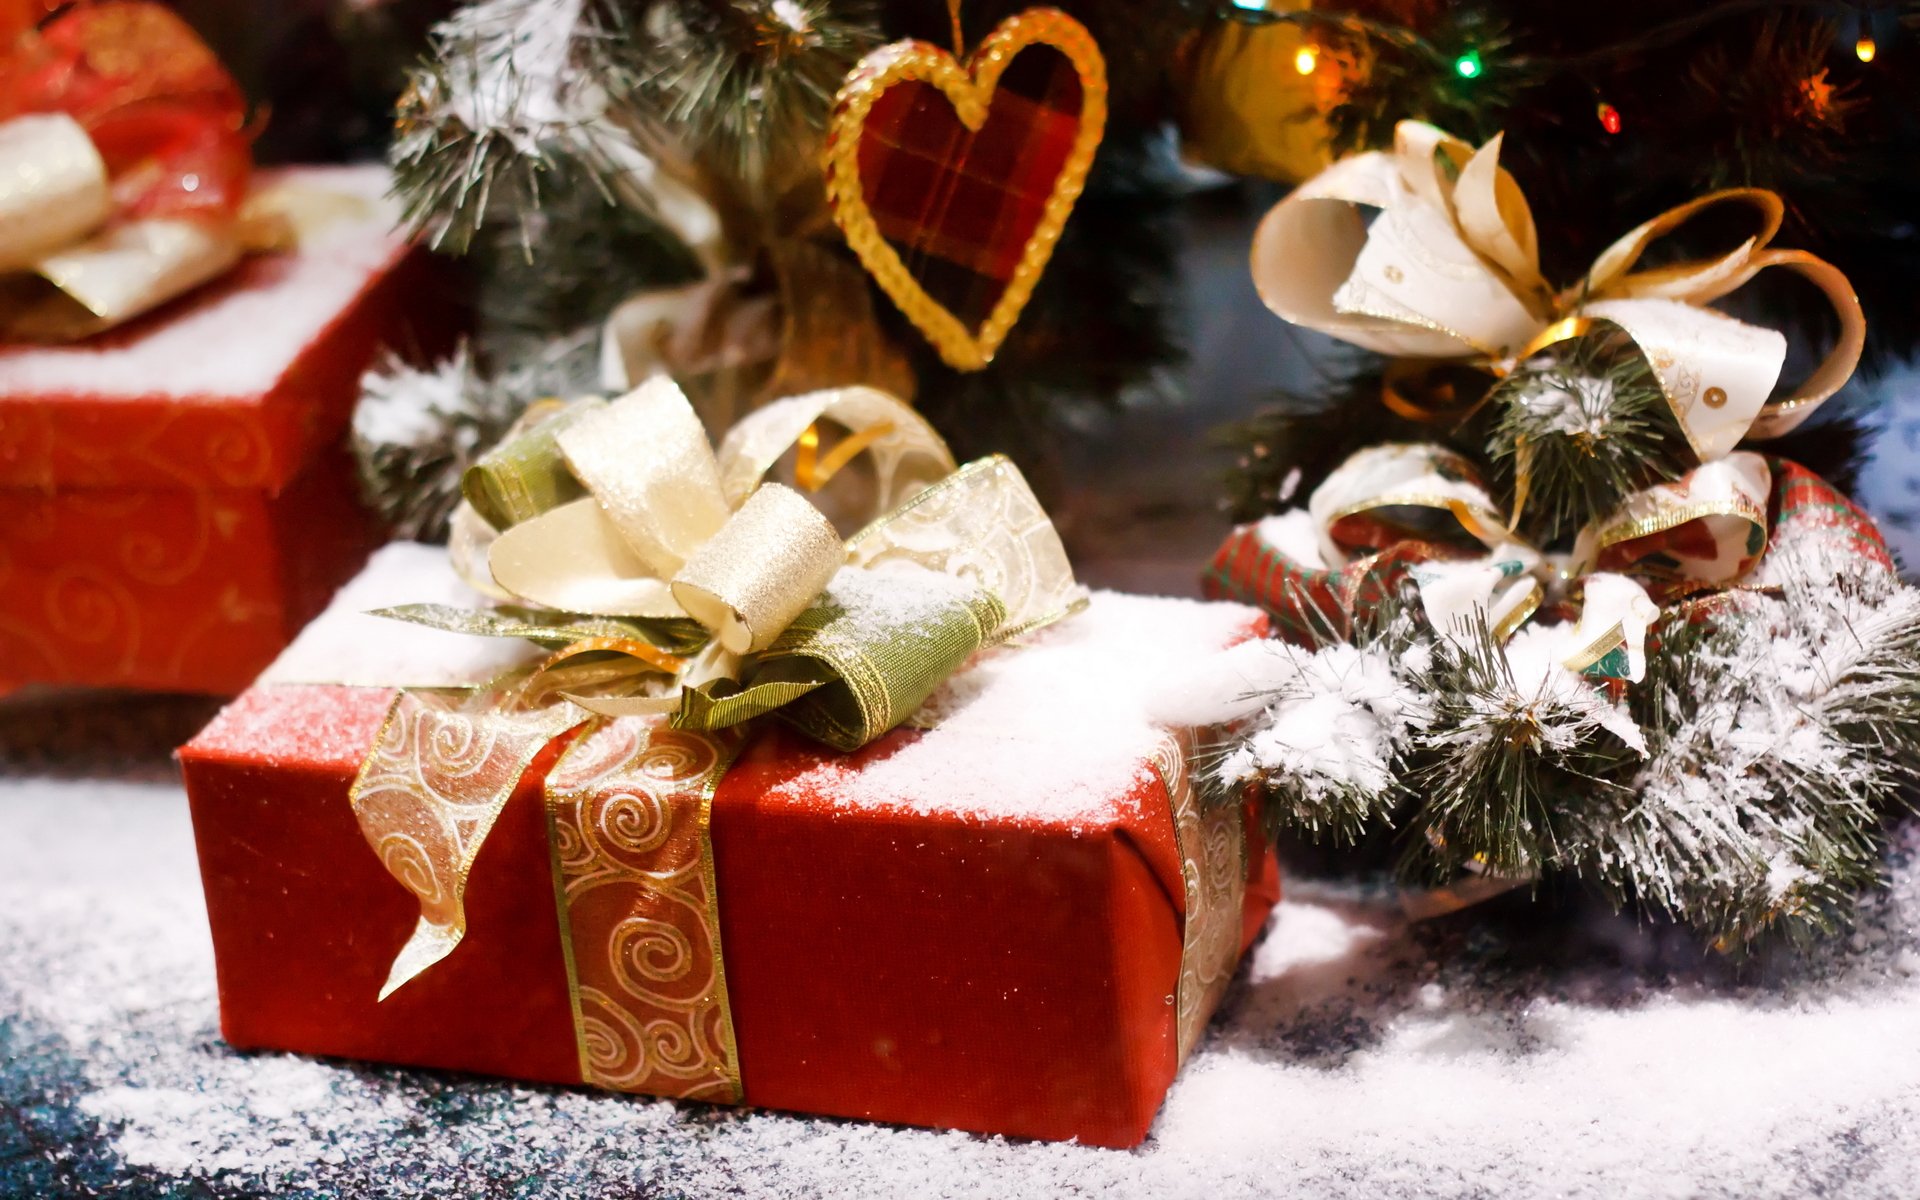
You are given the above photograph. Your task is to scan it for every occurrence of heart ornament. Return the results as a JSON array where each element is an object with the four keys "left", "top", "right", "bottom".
[{"left": 825, "top": 8, "right": 1107, "bottom": 372}]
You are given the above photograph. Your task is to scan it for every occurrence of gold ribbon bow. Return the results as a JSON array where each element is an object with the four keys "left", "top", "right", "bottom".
[
  {"left": 1307, "top": 441, "right": 1775, "bottom": 684},
  {"left": 434, "top": 377, "right": 1086, "bottom": 739},
  {"left": 1251, "top": 120, "right": 1864, "bottom": 460},
  {"left": 356, "top": 379, "right": 1088, "bottom": 1012}
]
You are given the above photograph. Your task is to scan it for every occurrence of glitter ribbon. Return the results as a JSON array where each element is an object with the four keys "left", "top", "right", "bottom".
[
  {"left": 1252, "top": 120, "right": 1864, "bottom": 459},
  {"left": 353, "top": 380, "right": 1091, "bottom": 1037},
  {"left": 417, "top": 378, "right": 1087, "bottom": 743}
]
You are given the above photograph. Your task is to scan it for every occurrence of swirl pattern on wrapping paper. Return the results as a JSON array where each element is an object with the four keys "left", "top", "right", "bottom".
[
  {"left": 0, "top": 404, "right": 57, "bottom": 487},
  {"left": 546, "top": 716, "right": 745, "bottom": 1103},
  {"left": 1151, "top": 729, "right": 1250, "bottom": 1066},
  {"left": 44, "top": 566, "right": 141, "bottom": 671},
  {"left": 116, "top": 489, "right": 212, "bottom": 587},
  {"left": 201, "top": 410, "right": 277, "bottom": 488},
  {"left": 159, "top": 583, "right": 281, "bottom": 679}
]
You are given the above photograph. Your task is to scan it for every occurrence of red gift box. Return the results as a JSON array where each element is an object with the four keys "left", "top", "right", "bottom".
[
  {"left": 179, "top": 545, "right": 1282, "bottom": 1148},
  {"left": 0, "top": 165, "right": 457, "bottom": 695}
]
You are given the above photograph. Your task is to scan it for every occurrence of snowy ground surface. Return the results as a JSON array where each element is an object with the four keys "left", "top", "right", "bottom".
[{"left": 4, "top": 738, "right": 1919, "bottom": 1200}]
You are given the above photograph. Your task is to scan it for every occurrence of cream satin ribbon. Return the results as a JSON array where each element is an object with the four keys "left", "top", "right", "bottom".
[
  {"left": 0, "top": 111, "right": 246, "bottom": 339},
  {"left": 0, "top": 111, "right": 373, "bottom": 339},
  {"left": 452, "top": 377, "right": 1084, "bottom": 714},
  {"left": 1306, "top": 442, "right": 1774, "bottom": 683},
  {"left": 1251, "top": 120, "right": 1865, "bottom": 459},
  {"left": 0, "top": 114, "right": 113, "bottom": 272}
]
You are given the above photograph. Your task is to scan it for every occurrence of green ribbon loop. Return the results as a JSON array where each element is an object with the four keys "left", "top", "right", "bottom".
[
  {"left": 769, "top": 571, "right": 1006, "bottom": 750},
  {"left": 668, "top": 570, "right": 1006, "bottom": 751},
  {"left": 460, "top": 398, "right": 604, "bottom": 530}
]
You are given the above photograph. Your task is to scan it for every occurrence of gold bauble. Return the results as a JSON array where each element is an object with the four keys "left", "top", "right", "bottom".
[{"left": 1177, "top": 4, "right": 1339, "bottom": 184}]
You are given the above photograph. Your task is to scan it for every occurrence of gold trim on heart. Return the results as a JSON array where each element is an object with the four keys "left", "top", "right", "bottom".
[{"left": 825, "top": 8, "right": 1107, "bottom": 372}]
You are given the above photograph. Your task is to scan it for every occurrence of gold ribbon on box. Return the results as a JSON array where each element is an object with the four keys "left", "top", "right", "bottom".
[
  {"left": 1150, "top": 729, "right": 1251, "bottom": 1067},
  {"left": 1251, "top": 120, "right": 1865, "bottom": 457},
  {"left": 350, "top": 378, "right": 1167, "bottom": 1102}
]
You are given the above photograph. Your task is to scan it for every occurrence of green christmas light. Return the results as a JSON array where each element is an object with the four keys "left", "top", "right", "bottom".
[{"left": 1454, "top": 50, "right": 1483, "bottom": 79}]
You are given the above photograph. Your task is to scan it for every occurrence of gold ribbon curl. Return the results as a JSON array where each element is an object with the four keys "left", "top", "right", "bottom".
[{"left": 1251, "top": 120, "right": 1865, "bottom": 461}]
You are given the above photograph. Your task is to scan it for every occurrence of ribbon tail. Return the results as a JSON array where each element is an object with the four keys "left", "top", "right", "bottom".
[
  {"left": 377, "top": 917, "right": 465, "bottom": 1001},
  {"left": 670, "top": 668, "right": 835, "bottom": 730},
  {"left": 1558, "top": 574, "right": 1660, "bottom": 683},
  {"left": 351, "top": 686, "right": 584, "bottom": 1000}
]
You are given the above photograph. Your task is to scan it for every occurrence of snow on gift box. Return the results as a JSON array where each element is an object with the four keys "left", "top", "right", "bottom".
[
  {"left": 1198, "top": 120, "right": 1920, "bottom": 951},
  {"left": 0, "top": 4, "right": 459, "bottom": 696},
  {"left": 179, "top": 380, "right": 1281, "bottom": 1149}
]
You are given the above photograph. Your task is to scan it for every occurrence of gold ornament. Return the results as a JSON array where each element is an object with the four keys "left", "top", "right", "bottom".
[{"left": 1177, "top": 5, "right": 1343, "bottom": 184}]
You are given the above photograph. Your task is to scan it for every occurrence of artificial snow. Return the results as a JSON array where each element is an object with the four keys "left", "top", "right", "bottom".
[
  {"left": 6, "top": 770, "right": 1920, "bottom": 1198},
  {"left": 259, "top": 541, "right": 539, "bottom": 688},
  {"left": 1254, "top": 509, "right": 1325, "bottom": 569},
  {"left": 1485, "top": 623, "right": 1646, "bottom": 756},
  {"left": 0, "top": 165, "right": 403, "bottom": 400},
  {"left": 775, "top": 589, "right": 1264, "bottom": 824},
  {"left": 1153, "top": 638, "right": 1423, "bottom": 800},
  {"left": 258, "top": 545, "right": 1264, "bottom": 824},
  {"left": 353, "top": 348, "right": 481, "bottom": 449},
  {"left": 1510, "top": 374, "right": 1615, "bottom": 439}
]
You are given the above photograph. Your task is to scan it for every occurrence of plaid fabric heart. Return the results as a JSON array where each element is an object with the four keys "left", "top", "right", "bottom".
[{"left": 826, "top": 8, "right": 1107, "bottom": 371}]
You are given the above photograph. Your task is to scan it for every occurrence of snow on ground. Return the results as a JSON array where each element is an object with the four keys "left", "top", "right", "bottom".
[{"left": 4, "top": 761, "right": 1919, "bottom": 1199}]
